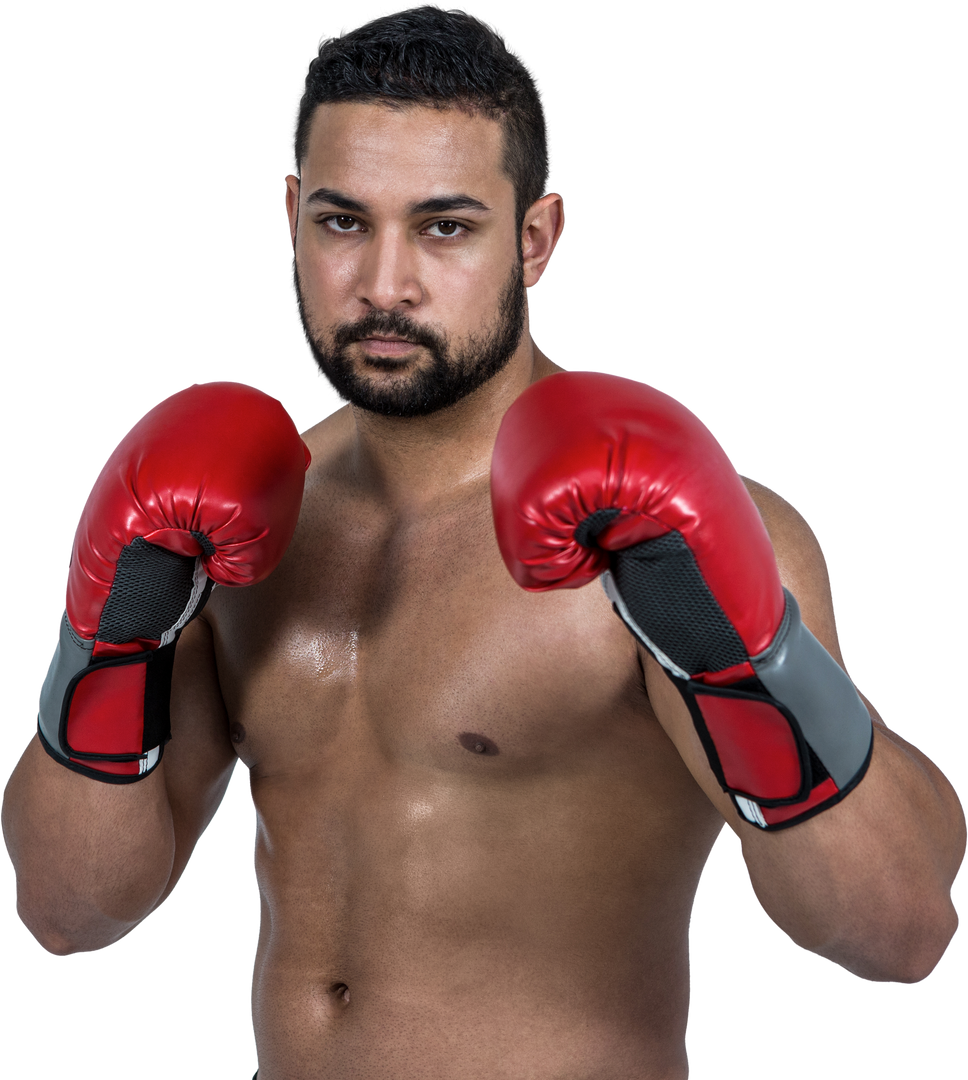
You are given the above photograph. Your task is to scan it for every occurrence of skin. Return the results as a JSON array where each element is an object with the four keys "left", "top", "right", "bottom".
[{"left": 3, "top": 102, "right": 965, "bottom": 1079}]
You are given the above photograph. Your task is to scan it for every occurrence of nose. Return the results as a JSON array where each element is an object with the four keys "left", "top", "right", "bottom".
[{"left": 355, "top": 228, "right": 422, "bottom": 311}]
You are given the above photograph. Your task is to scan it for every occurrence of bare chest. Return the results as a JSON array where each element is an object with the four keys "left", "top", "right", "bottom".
[
  {"left": 206, "top": 487, "right": 653, "bottom": 780},
  {"left": 207, "top": 479, "right": 722, "bottom": 1068}
]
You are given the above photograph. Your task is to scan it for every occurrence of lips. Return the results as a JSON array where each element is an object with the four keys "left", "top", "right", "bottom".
[{"left": 358, "top": 337, "right": 419, "bottom": 357}]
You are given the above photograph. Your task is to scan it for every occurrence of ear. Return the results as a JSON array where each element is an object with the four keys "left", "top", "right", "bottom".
[
  {"left": 520, "top": 193, "right": 564, "bottom": 288},
  {"left": 285, "top": 175, "right": 300, "bottom": 250}
]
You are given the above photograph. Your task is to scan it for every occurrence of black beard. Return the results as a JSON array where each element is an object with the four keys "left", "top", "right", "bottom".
[{"left": 294, "top": 259, "right": 526, "bottom": 418}]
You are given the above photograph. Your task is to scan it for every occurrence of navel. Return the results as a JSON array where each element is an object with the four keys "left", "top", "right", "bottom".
[
  {"left": 457, "top": 731, "right": 499, "bottom": 756},
  {"left": 330, "top": 982, "right": 351, "bottom": 1006},
  {"left": 230, "top": 720, "right": 246, "bottom": 745}
]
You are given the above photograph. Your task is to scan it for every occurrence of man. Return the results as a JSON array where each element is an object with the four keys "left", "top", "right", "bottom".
[{"left": 3, "top": 8, "right": 964, "bottom": 1079}]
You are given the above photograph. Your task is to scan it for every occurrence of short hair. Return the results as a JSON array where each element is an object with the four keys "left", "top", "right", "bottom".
[{"left": 295, "top": 6, "right": 548, "bottom": 229}]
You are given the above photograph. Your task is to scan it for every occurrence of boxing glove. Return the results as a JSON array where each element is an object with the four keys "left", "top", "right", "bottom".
[
  {"left": 38, "top": 382, "right": 310, "bottom": 783},
  {"left": 491, "top": 372, "right": 872, "bottom": 830}
]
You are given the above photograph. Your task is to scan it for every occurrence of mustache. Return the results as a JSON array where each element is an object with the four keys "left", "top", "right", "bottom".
[
  {"left": 332, "top": 310, "right": 445, "bottom": 353},
  {"left": 292, "top": 258, "right": 447, "bottom": 356}
]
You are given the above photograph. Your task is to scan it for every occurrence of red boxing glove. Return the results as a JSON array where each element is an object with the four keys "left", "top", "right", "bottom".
[
  {"left": 491, "top": 372, "right": 872, "bottom": 830},
  {"left": 38, "top": 383, "right": 310, "bottom": 782}
]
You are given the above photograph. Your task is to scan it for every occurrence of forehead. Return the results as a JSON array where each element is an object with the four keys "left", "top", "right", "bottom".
[{"left": 300, "top": 102, "right": 513, "bottom": 207}]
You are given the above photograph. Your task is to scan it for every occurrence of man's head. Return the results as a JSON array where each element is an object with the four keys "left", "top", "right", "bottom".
[
  {"left": 289, "top": 3, "right": 553, "bottom": 244},
  {"left": 287, "top": 9, "right": 561, "bottom": 419}
]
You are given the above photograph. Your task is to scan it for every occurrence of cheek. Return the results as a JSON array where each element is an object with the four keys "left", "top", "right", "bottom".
[
  {"left": 296, "top": 246, "right": 357, "bottom": 312},
  {"left": 423, "top": 244, "right": 518, "bottom": 323}
]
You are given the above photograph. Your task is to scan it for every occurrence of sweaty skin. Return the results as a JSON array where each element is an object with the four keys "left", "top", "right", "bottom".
[
  {"left": 201, "top": 105, "right": 722, "bottom": 1075},
  {"left": 191, "top": 103, "right": 725, "bottom": 1077},
  {"left": 191, "top": 396, "right": 722, "bottom": 1078},
  {"left": 4, "top": 101, "right": 962, "bottom": 1080}
]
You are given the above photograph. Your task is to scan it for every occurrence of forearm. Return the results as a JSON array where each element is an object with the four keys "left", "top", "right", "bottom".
[
  {"left": 740, "top": 724, "right": 964, "bottom": 982},
  {"left": 2, "top": 735, "right": 176, "bottom": 954},
  {"left": 645, "top": 656, "right": 965, "bottom": 980}
]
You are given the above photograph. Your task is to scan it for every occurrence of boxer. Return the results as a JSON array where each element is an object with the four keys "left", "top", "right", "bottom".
[{"left": 4, "top": 9, "right": 964, "bottom": 1079}]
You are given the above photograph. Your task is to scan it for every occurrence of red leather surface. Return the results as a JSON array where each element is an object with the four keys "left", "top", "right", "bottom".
[
  {"left": 696, "top": 695, "right": 803, "bottom": 800},
  {"left": 762, "top": 777, "right": 839, "bottom": 827},
  {"left": 490, "top": 372, "right": 784, "bottom": 656},
  {"left": 66, "top": 662, "right": 146, "bottom": 756},
  {"left": 66, "top": 383, "right": 309, "bottom": 640}
]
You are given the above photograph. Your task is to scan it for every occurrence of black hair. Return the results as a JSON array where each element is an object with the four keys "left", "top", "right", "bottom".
[{"left": 295, "top": 7, "right": 548, "bottom": 229}]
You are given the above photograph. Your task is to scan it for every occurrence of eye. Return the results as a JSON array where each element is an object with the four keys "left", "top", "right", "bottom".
[
  {"left": 320, "top": 216, "right": 465, "bottom": 238},
  {"left": 425, "top": 220, "right": 464, "bottom": 238},
  {"left": 323, "top": 215, "right": 363, "bottom": 233}
]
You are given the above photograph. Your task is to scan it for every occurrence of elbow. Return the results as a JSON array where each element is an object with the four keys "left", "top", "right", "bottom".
[
  {"left": 820, "top": 896, "right": 959, "bottom": 984},
  {"left": 31, "top": 926, "right": 86, "bottom": 957},
  {"left": 876, "top": 902, "right": 958, "bottom": 984},
  {"left": 18, "top": 902, "right": 87, "bottom": 955},
  {"left": 20, "top": 915, "right": 140, "bottom": 959},
  {"left": 16, "top": 895, "right": 131, "bottom": 956}
]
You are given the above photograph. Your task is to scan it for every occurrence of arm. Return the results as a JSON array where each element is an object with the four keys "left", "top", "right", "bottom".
[
  {"left": 491, "top": 371, "right": 965, "bottom": 983},
  {"left": 644, "top": 480, "right": 965, "bottom": 981},
  {"left": 2, "top": 383, "right": 308, "bottom": 954},
  {"left": 2, "top": 616, "right": 235, "bottom": 954}
]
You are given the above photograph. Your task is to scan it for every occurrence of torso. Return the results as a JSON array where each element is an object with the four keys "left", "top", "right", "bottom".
[{"left": 204, "top": 406, "right": 723, "bottom": 1080}]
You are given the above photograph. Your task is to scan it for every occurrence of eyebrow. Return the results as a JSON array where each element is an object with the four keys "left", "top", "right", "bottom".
[{"left": 304, "top": 188, "right": 491, "bottom": 216}]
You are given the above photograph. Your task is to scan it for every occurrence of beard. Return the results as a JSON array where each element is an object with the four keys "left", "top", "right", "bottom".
[{"left": 294, "top": 258, "right": 526, "bottom": 418}]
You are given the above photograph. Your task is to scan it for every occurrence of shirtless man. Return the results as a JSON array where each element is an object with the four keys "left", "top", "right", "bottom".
[{"left": 3, "top": 8, "right": 965, "bottom": 1079}]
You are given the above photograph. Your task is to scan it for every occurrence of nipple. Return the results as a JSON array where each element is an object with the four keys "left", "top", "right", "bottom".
[{"left": 458, "top": 732, "right": 499, "bottom": 756}]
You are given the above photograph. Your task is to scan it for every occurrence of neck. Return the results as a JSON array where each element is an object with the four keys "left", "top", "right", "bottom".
[{"left": 346, "top": 335, "right": 558, "bottom": 510}]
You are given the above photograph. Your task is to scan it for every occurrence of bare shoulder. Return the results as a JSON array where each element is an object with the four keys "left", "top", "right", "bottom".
[
  {"left": 741, "top": 478, "right": 825, "bottom": 577},
  {"left": 740, "top": 477, "right": 843, "bottom": 667},
  {"left": 300, "top": 404, "right": 354, "bottom": 473}
]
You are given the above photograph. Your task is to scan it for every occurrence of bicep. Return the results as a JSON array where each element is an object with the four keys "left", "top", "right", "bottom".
[{"left": 155, "top": 614, "right": 237, "bottom": 904}]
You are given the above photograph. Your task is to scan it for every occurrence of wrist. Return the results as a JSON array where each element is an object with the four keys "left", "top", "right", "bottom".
[
  {"left": 676, "top": 590, "right": 873, "bottom": 829},
  {"left": 38, "top": 611, "right": 175, "bottom": 783}
]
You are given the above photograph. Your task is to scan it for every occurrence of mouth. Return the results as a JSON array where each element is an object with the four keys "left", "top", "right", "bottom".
[{"left": 357, "top": 336, "right": 420, "bottom": 359}]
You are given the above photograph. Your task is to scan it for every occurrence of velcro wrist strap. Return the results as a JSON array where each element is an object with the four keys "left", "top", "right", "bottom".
[
  {"left": 683, "top": 592, "right": 873, "bottom": 829},
  {"left": 38, "top": 536, "right": 211, "bottom": 783},
  {"left": 37, "top": 612, "right": 175, "bottom": 784},
  {"left": 603, "top": 563, "right": 874, "bottom": 830}
]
